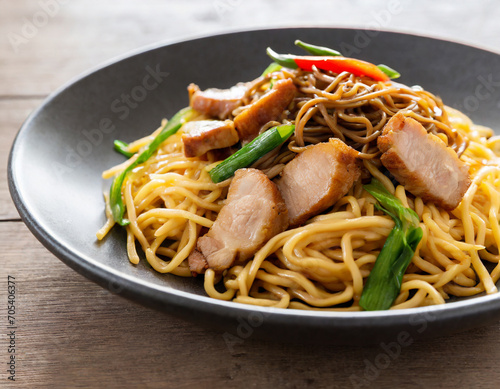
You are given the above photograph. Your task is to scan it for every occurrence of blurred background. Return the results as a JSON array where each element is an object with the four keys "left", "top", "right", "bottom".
[{"left": 1, "top": 0, "right": 499, "bottom": 97}]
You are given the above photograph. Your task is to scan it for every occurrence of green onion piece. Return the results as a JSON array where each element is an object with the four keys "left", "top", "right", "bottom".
[
  {"left": 262, "top": 62, "right": 283, "bottom": 89},
  {"left": 377, "top": 64, "right": 401, "bottom": 79},
  {"left": 365, "top": 179, "right": 420, "bottom": 231},
  {"left": 261, "top": 62, "right": 282, "bottom": 77},
  {"left": 109, "top": 107, "right": 193, "bottom": 226},
  {"left": 294, "top": 39, "right": 342, "bottom": 56},
  {"left": 114, "top": 140, "right": 135, "bottom": 158},
  {"left": 359, "top": 179, "right": 423, "bottom": 311},
  {"left": 209, "top": 124, "right": 295, "bottom": 183},
  {"left": 266, "top": 48, "right": 299, "bottom": 69}
]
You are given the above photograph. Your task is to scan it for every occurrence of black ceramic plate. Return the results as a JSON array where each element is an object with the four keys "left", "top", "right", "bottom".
[{"left": 9, "top": 28, "right": 500, "bottom": 344}]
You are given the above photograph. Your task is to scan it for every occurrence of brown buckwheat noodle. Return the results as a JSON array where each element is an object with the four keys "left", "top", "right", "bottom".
[{"left": 97, "top": 66, "right": 500, "bottom": 311}]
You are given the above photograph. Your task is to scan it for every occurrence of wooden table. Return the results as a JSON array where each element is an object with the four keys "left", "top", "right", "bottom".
[{"left": 2, "top": 1, "right": 500, "bottom": 387}]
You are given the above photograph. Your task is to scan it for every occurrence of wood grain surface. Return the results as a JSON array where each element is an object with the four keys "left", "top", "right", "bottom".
[{"left": 2, "top": 1, "right": 500, "bottom": 388}]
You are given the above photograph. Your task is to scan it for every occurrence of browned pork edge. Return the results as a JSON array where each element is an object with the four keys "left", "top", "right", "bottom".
[
  {"left": 275, "top": 138, "right": 361, "bottom": 228},
  {"left": 182, "top": 120, "right": 239, "bottom": 158},
  {"left": 188, "top": 82, "right": 248, "bottom": 119},
  {"left": 233, "top": 78, "right": 297, "bottom": 143},
  {"left": 188, "top": 168, "right": 288, "bottom": 275},
  {"left": 378, "top": 112, "right": 471, "bottom": 210}
]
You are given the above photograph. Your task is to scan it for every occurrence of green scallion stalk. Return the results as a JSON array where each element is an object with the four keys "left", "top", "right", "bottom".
[
  {"left": 359, "top": 179, "right": 423, "bottom": 311},
  {"left": 261, "top": 62, "right": 283, "bottom": 77},
  {"left": 209, "top": 124, "right": 295, "bottom": 183},
  {"left": 113, "top": 140, "right": 134, "bottom": 158},
  {"left": 109, "top": 107, "right": 193, "bottom": 226},
  {"left": 294, "top": 39, "right": 342, "bottom": 56},
  {"left": 265, "top": 48, "right": 299, "bottom": 69},
  {"left": 376, "top": 64, "right": 401, "bottom": 80}
]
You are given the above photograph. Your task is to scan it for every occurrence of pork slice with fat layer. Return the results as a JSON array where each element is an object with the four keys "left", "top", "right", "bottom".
[
  {"left": 233, "top": 78, "right": 297, "bottom": 143},
  {"left": 188, "top": 168, "right": 288, "bottom": 274},
  {"left": 378, "top": 112, "right": 471, "bottom": 210},
  {"left": 188, "top": 83, "right": 248, "bottom": 120},
  {"left": 182, "top": 120, "right": 239, "bottom": 158},
  {"left": 275, "top": 138, "right": 361, "bottom": 228}
]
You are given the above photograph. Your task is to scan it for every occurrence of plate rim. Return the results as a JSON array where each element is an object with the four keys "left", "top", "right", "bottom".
[{"left": 8, "top": 26, "right": 500, "bottom": 332}]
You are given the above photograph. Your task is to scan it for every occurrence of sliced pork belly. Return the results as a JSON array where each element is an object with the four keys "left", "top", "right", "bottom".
[
  {"left": 234, "top": 78, "right": 296, "bottom": 143},
  {"left": 188, "top": 249, "right": 208, "bottom": 275},
  {"left": 182, "top": 120, "right": 239, "bottom": 158},
  {"left": 209, "top": 146, "right": 235, "bottom": 161},
  {"left": 188, "top": 83, "right": 247, "bottom": 119},
  {"left": 275, "top": 139, "right": 361, "bottom": 228},
  {"left": 188, "top": 168, "right": 288, "bottom": 274},
  {"left": 378, "top": 112, "right": 471, "bottom": 210}
]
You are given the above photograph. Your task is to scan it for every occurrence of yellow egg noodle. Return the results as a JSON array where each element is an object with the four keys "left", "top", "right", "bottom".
[{"left": 97, "top": 67, "right": 500, "bottom": 311}]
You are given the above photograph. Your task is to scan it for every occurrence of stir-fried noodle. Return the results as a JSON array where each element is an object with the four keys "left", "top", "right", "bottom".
[{"left": 98, "top": 64, "right": 500, "bottom": 311}]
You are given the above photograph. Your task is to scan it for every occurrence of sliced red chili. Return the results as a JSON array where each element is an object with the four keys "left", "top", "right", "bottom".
[
  {"left": 266, "top": 47, "right": 394, "bottom": 82},
  {"left": 293, "top": 56, "right": 390, "bottom": 82}
]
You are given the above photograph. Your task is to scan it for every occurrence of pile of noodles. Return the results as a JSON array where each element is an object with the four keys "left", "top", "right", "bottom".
[{"left": 97, "top": 67, "right": 500, "bottom": 311}]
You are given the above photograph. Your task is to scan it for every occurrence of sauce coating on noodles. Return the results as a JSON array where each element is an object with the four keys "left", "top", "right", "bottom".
[{"left": 98, "top": 49, "right": 500, "bottom": 311}]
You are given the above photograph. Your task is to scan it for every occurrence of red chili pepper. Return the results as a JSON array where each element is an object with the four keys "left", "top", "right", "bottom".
[
  {"left": 266, "top": 47, "right": 391, "bottom": 82},
  {"left": 294, "top": 56, "right": 389, "bottom": 82}
]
